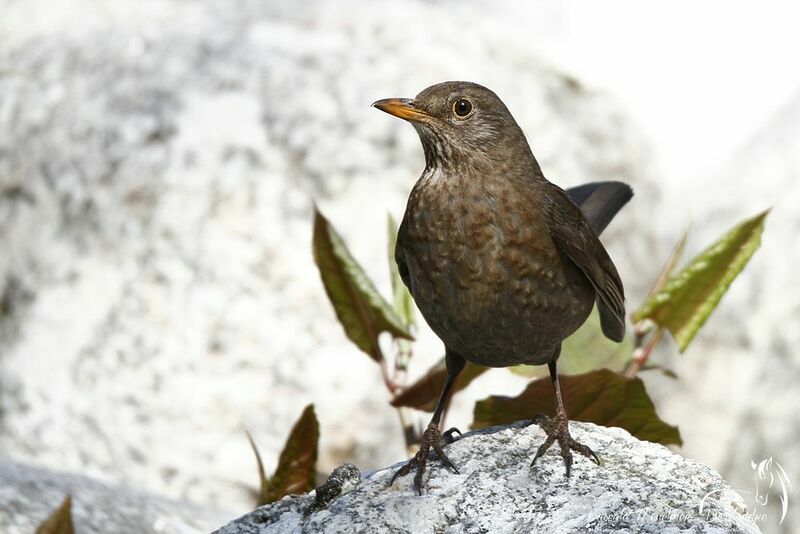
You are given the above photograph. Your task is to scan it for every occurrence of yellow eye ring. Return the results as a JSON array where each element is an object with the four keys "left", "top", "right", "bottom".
[{"left": 452, "top": 98, "right": 473, "bottom": 118}]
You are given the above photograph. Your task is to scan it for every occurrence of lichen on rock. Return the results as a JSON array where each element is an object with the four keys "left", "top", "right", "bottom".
[{"left": 304, "top": 463, "right": 362, "bottom": 516}]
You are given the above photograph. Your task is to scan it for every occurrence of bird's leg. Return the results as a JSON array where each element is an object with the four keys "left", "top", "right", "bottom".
[
  {"left": 529, "top": 357, "right": 600, "bottom": 477},
  {"left": 389, "top": 351, "right": 464, "bottom": 494}
]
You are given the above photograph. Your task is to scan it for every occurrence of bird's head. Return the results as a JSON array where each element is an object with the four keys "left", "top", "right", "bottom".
[{"left": 373, "top": 81, "right": 532, "bottom": 172}]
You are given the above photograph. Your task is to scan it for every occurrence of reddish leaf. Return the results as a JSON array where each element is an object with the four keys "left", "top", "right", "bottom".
[
  {"left": 245, "top": 431, "right": 269, "bottom": 504},
  {"left": 312, "top": 208, "right": 412, "bottom": 363},
  {"left": 35, "top": 495, "right": 74, "bottom": 534},
  {"left": 250, "top": 404, "right": 319, "bottom": 506},
  {"left": 472, "top": 368, "right": 681, "bottom": 446},
  {"left": 391, "top": 358, "right": 487, "bottom": 411}
]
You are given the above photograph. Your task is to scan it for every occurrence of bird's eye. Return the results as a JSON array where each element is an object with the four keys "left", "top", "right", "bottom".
[{"left": 452, "top": 98, "right": 473, "bottom": 118}]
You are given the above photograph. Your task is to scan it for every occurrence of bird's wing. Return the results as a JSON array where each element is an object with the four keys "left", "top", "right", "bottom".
[
  {"left": 565, "top": 181, "right": 633, "bottom": 236},
  {"left": 395, "top": 217, "right": 412, "bottom": 290},
  {"left": 548, "top": 184, "right": 626, "bottom": 342}
]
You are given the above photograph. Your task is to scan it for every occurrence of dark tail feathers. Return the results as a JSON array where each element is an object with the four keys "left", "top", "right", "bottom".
[{"left": 566, "top": 181, "right": 633, "bottom": 236}]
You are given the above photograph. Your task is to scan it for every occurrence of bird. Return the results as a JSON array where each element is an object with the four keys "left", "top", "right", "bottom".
[{"left": 372, "top": 81, "right": 632, "bottom": 494}]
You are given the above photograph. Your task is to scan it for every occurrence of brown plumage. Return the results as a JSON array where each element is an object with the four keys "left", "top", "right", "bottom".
[{"left": 373, "top": 81, "right": 630, "bottom": 494}]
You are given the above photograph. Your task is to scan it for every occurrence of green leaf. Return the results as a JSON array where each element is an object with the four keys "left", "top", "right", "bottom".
[
  {"left": 249, "top": 404, "right": 319, "bottom": 506},
  {"left": 35, "top": 495, "right": 74, "bottom": 534},
  {"left": 313, "top": 207, "right": 413, "bottom": 362},
  {"left": 387, "top": 213, "right": 415, "bottom": 328},
  {"left": 387, "top": 213, "right": 415, "bottom": 372},
  {"left": 391, "top": 358, "right": 488, "bottom": 412},
  {"left": 634, "top": 209, "right": 768, "bottom": 352},
  {"left": 510, "top": 308, "right": 633, "bottom": 377},
  {"left": 472, "top": 368, "right": 681, "bottom": 446}
]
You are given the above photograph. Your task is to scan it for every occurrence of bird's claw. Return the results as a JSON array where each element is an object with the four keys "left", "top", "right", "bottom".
[
  {"left": 389, "top": 423, "right": 459, "bottom": 494},
  {"left": 529, "top": 414, "right": 600, "bottom": 477}
]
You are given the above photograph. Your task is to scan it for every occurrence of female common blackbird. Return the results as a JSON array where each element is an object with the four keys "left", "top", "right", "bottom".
[{"left": 373, "top": 81, "right": 630, "bottom": 494}]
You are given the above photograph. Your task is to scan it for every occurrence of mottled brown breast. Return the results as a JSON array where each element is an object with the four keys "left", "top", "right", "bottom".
[{"left": 397, "top": 171, "right": 595, "bottom": 367}]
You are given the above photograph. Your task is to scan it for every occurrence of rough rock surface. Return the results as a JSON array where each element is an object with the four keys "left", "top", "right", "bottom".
[
  {"left": 0, "top": 459, "right": 231, "bottom": 534},
  {"left": 214, "top": 422, "right": 761, "bottom": 534},
  {"left": 0, "top": 0, "right": 656, "bottom": 513}
]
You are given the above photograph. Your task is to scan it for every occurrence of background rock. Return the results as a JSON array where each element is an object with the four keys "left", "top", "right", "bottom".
[
  {"left": 0, "top": 459, "right": 230, "bottom": 534},
  {"left": 214, "top": 422, "right": 761, "bottom": 534}
]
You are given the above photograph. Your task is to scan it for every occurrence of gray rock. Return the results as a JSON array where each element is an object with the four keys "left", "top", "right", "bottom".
[
  {"left": 214, "top": 422, "right": 760, "bottom": 534},
  {"left": 0, "top": 459, "right": 231, "bottom": 534}
]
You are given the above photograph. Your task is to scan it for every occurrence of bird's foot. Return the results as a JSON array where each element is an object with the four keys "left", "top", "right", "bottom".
[
  {"left": 528, "top": 414, "right": 600, "bottom": 477},
  {"left": 389, "top": 424, "right": 461, "bottom": 494}
]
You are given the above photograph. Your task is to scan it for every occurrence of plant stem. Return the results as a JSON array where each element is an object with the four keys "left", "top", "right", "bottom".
[
  {"left": 388, "top": 338, "right": 418, "bottom": 450},
  {"left": 374, "top": 342, "right": 402, "bottom": 393},
  {"left": 624, "top": 326, "right": 663, "bottom": 377}
]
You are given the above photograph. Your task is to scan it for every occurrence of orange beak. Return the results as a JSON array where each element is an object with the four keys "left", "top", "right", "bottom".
[{"left": 372, "top": 98, "right": 431, "bottom": 122}]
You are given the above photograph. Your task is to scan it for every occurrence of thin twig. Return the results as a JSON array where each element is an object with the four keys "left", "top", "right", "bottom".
[
  {"left": 375, "top": 342, "right": 401, "bottom": 393},
  {"left": 379, "top": 357, "right": 400, "bottom": 393},
  {"left": 624, "top": 326, "right": 664, "bottom": 377},
  {"left": 386, "top": 336, "right": 418, "bottom": 450}
]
